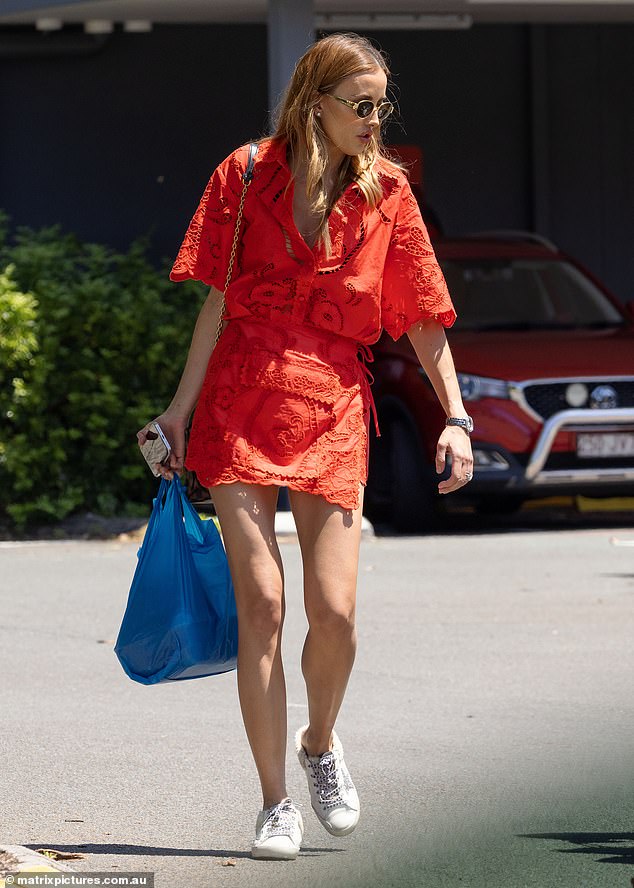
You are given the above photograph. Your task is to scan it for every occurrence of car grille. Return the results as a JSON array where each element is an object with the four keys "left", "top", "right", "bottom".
[{"left": 522, "top": 380, "right": 634, "bottom": 419}]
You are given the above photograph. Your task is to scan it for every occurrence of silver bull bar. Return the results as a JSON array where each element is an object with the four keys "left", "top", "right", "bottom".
[{"left": 525, "top": 407, "right": 634, "bottom": 484}]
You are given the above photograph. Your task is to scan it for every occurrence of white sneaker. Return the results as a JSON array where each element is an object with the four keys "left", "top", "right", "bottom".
[
  {"left": 295, "top": 725, "right": 360, "bottom": 837},
  {"left": 251, "top": 796, "right": 304, "bottom": 860}
]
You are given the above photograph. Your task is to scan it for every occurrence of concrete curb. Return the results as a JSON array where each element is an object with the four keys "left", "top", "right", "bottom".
[{"left": 0, "top": 845, "right": 76, "bottom": 885}]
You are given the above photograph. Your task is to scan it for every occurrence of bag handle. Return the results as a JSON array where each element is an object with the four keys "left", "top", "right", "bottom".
[
  {"left": 213, "top": 141, "right": 259, "bottom": 346},
  {"left": 170, "top": 475, "right": 225, "bottom": 554}
]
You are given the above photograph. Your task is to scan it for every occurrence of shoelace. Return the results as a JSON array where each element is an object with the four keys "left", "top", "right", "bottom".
[
  {"left": 260, "top": 798, "right": 299, "bottom": 838},
  {"left": 308, "top": 752, "right": 347, "bottom": 809}
]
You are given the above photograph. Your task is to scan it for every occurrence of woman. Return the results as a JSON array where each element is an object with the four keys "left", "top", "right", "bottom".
[{"left": 138, "top": 32, "right": 473, "bottom": 860}]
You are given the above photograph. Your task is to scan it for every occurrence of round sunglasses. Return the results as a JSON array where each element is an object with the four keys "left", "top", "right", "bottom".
[{"left": 324, "top": 93, "right": 394, "bottom": 121}]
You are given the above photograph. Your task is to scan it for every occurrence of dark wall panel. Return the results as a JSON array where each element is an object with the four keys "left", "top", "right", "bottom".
[
  {"left": 546, "top": 24, "right": 634, "bottom": 303},
  {"left": 0, "top": 24, "right": 270, "bottom": 263},
  {"left": 378, "top": 25, "right": 531, "bottom": 236}
]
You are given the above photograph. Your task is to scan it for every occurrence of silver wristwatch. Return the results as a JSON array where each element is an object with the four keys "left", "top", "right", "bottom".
[{"left": 446, "top": 416, "right": 474, "bottom": 434}]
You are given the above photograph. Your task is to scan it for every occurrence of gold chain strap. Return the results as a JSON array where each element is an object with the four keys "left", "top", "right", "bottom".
[{"left": 213, "top": 157, "right": 255, "bottom": 347}]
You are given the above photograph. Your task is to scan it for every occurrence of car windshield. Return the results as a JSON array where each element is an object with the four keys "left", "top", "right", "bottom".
[{"left": 440, "top": 258, "right": 624, "bottom": 331}]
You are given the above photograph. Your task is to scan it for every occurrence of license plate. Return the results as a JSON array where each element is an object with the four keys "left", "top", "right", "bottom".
[{"left": 576, "top": 432, "right": 634, "bottom": 458}]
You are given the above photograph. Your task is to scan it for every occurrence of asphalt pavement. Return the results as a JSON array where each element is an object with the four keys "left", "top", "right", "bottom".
[{"left": 1, "top": 521, "right": 634, "bottom": 888}]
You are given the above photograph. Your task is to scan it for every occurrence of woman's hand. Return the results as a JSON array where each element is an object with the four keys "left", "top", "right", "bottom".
[
  {"left": 436, "top": 426, "right": 474, "bottom": 494},
  {"left": 137, "top": 412, "right": 188, "bottom": 480}
]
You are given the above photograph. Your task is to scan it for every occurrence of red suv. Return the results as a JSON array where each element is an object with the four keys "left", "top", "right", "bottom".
[{"left": 366, "top": 231, "right": 634, "bottom": 532}]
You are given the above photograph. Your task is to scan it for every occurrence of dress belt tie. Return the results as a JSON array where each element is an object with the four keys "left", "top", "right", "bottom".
[{"left": 356, "top": 343, "right": 381, "bottom": 438}]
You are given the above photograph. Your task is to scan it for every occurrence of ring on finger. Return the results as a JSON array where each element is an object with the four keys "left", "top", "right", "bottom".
[{"left": 465, "top": 472, "right": 473, "bottom": 482}]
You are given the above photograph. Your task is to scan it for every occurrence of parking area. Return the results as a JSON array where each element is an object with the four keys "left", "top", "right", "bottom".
[{"left": 2, "top": 520, "right": 633, "bottom": 887}]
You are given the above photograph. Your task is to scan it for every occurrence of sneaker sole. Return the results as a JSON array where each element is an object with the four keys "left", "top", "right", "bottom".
[{"left": 251, "top": 844, "right": 300, "bottom": 861}]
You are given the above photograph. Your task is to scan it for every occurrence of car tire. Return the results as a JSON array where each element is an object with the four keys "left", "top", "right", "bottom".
[{"left": 366, "top": 416, "right": 438, "bottom": 533}]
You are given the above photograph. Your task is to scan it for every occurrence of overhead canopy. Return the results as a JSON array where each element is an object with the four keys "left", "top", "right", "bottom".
[{"left": 2, "top": 0, "right": 634, "bottom": 24}]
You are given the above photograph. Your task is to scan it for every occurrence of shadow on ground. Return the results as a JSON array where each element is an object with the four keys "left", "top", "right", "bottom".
[{"left": 518, "top": 832, "right": 634, "bottom": 865}]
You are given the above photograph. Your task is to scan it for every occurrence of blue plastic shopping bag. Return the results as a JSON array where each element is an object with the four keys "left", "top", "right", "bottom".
[{"left": 115, "top": 475, "right": 238, "bottom": 684}]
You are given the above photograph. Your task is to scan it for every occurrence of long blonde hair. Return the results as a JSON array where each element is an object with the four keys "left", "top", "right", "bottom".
[{"left": 271, "top": 32, "right": 402, "bottom": 255}]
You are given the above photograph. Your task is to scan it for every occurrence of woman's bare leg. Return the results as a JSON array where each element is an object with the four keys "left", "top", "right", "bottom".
[
  {"left": 288, "top": 485, "right": 364, "bottom": 756},
  {"left": 211, "top": 482, "right": 288, "bottom": 808}
]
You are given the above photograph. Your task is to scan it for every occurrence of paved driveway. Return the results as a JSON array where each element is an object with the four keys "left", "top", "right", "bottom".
[{"left": 2, "top": 525, "right": 633, "bottom": 887}]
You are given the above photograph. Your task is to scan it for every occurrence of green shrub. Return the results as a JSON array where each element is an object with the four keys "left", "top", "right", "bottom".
[{"left": 0, "top": 210, "right": 206, "bottom": 528}]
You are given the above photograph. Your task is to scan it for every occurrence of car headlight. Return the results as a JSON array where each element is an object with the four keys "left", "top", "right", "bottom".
[{"left": 458, "top": 373, "right": 511, "bottom": 401}]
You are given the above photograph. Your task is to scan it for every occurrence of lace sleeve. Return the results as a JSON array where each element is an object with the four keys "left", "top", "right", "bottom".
[
  {"left": 169, "top": 150, "right": 244, "bottom": 290},
  {"left": 380, "top": 178, "right": 457, "bottom": 341}
]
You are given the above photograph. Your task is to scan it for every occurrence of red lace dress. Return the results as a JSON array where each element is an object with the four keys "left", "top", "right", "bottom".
[{"left": 169, "top": 137, "right": 456, "bottom": 510}]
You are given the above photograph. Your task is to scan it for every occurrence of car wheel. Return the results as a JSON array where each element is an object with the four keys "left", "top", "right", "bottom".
[
  {"left": 474, "top": 495, "right": 525, "bottom": 516},
  {"left": 366, "top": 416, "right": 438, "bottom": 533}
]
